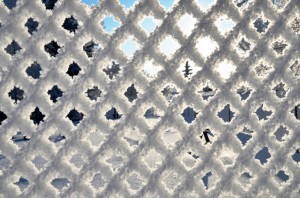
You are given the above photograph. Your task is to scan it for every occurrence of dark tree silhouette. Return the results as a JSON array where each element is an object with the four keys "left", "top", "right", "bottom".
[
  {"left": 182, "top": 61, "right": 192, "bottom": 78},
  {"left": 30, "top": 107, "right": 45, "bottom": 125}
]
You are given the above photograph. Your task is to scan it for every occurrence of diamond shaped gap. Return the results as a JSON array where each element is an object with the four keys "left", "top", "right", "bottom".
[
  {"left": 197, "top": 0, "right": 216, "bottom": 12},
  {"left": 215, "top": 16, "right": 235, "bottom": 35},
  {"left": 196, "top": 36, "right": 218, "bottom": 59},
  {"left": 159, "top": 0, "right": 175, "bottom": 10},
  {"left": 177, "top": 14, "right": 197, "bottom": 37},
  {"left": 159, "top": 35, "right": 180, "bottom": 59},
  {"left": 120, "top": 36, "right": 139, "bottom": 58},
  {"left": 181, "top": 107, "right": 198, "bottom": 124},
  {"left": 101, "top": 15, "right": 121, "bottom": 34},
  {"left": 142, "top": 59, "right": 162, "bottom": 79},
  {"left": 218, "top": 104, "right": 235, "bottom": 123},
  {"left": 139, "top": 16, "right": 159, "bottom": 35},
  {"left": 180, "top": 60, "right": 202, "bottom": 79},
  {"left": 119, "top": 0, "right": 137, "bottom": 9},
  {"left": 215, "top": 60, "right": 236, "bottom": 80},
  {"left": 81, "top": 0, "right": 99, "bottom": 7}
]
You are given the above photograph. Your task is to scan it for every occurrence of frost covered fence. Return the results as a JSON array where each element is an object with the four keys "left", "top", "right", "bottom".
[{"left": 0, "top": 0, "right": 299, "bottom": 197}]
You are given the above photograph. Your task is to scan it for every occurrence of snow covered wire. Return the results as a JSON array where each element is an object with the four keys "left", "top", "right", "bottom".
[{"left": 0, "top": 0, "right": 299, "bottom": 197}]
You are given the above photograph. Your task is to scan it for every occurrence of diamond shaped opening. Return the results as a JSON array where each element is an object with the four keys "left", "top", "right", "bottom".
[
  {"left": 25, "top": 18, "right": 39, "bottom": 35},
  {"left": 30, "top": 107, "right": 45, "bottom": 125},
  {"left": 91, "top": 173, "right": 106, "bottom": 190},
  {"left": 66, "top": 109, "right": 84, "bottom": 126},
  {"left": 11, "top": 131, "right": 30, "bottom": 143},
  {"left": 44, "top": 41, "right": 61, "bottom": 57},
  {"left": 198, "top": 85, "right": 217, "bottom": 101},
  {"left": 3, "top": 0, "right": 18, "bottom": 10},
  {"left": 70, "top": 153, "right": 86, "bottom": 168},
  {"left": 159, "top": 0, "right": 175, "bottom": 10},
  {"left": 290, "top": 60, "right": 300, "bottom": 77},
  {"left": 159, "top": 35, "right": 180, "bottom": 59},
  {"left": 237, "top": 86, "right": 252, "bottom": 100},
  {"left": 105, "top": 107, "right": 122, "bottom": 120},
  {"left": 26, "top": 61, "right": 42, "bottom": 79},
  {"left": 181, "top": 107, "right": 197, "bottom": 124},
  {"left": 8, "top": 86, "right": 24, "bottom": 104},
  {"left": 0, "top": 111, "right": 7, "bottom": 125},
  {"left": 81, "top": 0, "right": 99, "bottom": 7},
  {"left": 83, "top": 40, "right": 99, "bottom": 57},
  {"left": 103, "top": 61, "right": 121, "bottom": 80},
  {"left": 32, "top": 155, "right": 48, "bottom": 170},
  {"left": 47, "top": 85, "right": 63, "bottom": 103},
  {"left": 255, "top": 147, "right": 271, "bottom": 165},
  {"left": 120, "top": 36, "right": 139, "bottom": 58},
  {"left": 42, "top": 0, "right": 58, "bottom": 10},
  {"left": 292, "top": 149, "right": 300, "bottom": 164},
  {"left": 143, "top": 150, "right": 164, "bottom": 170},
  {"left": 142, "top": 59, "right": 162, "bottom": 78},
  {"left": 197, "top": 0, "right": 216, "bottom": 12},
  {"left": 200, "top": 129, "right": 214, "bottom": 144},
  {"left": 253, "top": 17, "right": 270, "bottom": 33},
  {"left": 255, "top": 104, "right": 272, "bottom": 120},
  {"left": 291, "top": 104, "right": 300, "bottom": 120},
  {"left": 272, "top": 82, "right": 288, "bottom": 98},
  {"left": 216, "top": 60, "right": 236, "bottom": 80},
  {"left": 126, "top": 173, "right": 145, "bottom": 192},
  {"left": 66, "top": 62, "right": 81, "bottom": 78},
  {"left": 276, "top": 170, "right": 289, "bottom": 183},
  {"left": 177, "top": 14, "right": 197, "bottom": 37},
  {"left": 101, "top": 15, "right": 121, "bottom": 34},
  {"left": 139, "top": 16, "right": 159, "bottom": 34},
  {"left": 119, "top": 0, "right": 137, "bottom": 9},
  {"left": 196, "top": 36, "right": 218, "bottom": 59},
  {"left": 215, "top": 17, "right": 235, "bottom": 35},
  {"left": 14, "top": 177, "right": 29, "bottom": 191},
  {"left": 181, "top": 60, "right": 202, "bottom": 79},
  {"left": 274, "top": 125, "right": 288, "bottom": 142},
  {"left": 160, "top": 130, "right": 181, "bottom": 149},
  {"left": 290, "top": 17, "right": 300, "bottom": 34},
  {"left": 5, "top": 40, "right": 22, "bottom": 56},
  {"left": 86, "top": 86, "right": 101, "bottom": 101},
  {"left": 48, "top": 134, "right": 66, "bottom": 143},
  {"left": 123, "top": 128, "right": 143, "bottom": 149},
  {"left": 161, "top": 85, "right": 179, "bottom": 102},
  {"left": 236, "top": 128, "right": 253, "bottom": 146},
  {"left": 255, "top": 63, "right": 272, "bottom": 77},
  {"left": 272, "top": 40, "right": 288, "bottom": 55},
  {"left": 201, "top": 171, "right": 213, "bottom": 190},
  {"left": 144, "top": 107, "right": 160, "bottom": 119},
  {"left": 62, "top": 16, "right": 79, "bottom": 33},
  {"left": 218, "top": 104, "right": 235, "bottom": 123},
  {"left": 51, "top": 178, "right": 70, "bottom": 191},
  {"left": 124, "top": 84, "right": 138, "bottom": 103}
]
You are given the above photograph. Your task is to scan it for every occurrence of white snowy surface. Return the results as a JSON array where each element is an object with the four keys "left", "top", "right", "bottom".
[{"left": 0, "top": 0, "right": 299, "bottom": 197}]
